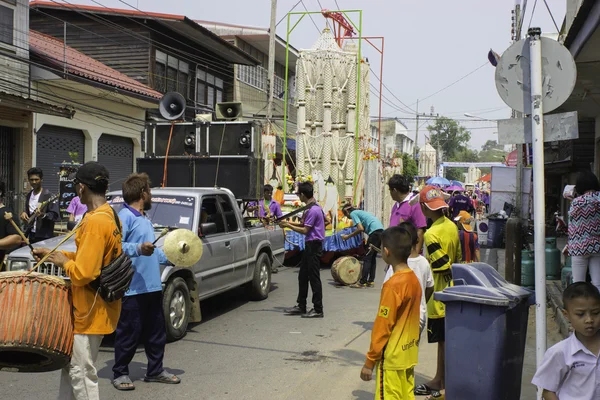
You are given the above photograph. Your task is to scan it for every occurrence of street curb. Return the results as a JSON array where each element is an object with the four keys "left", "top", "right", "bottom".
[{"left": 546, "top": 280, "right": 570, "bottom": 338}]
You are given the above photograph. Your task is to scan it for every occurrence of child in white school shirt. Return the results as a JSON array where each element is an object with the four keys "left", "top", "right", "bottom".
[
  {"left": 383, "top": 221, "right": 434, "bottom": 337},
  {"left": 532, "top": 282, "right": 600, "bottom": 400}
]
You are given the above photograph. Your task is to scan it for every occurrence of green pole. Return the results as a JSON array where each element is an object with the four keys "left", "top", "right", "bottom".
[{"left": 282, "top": 12, "right": 292, "bottom": 193}]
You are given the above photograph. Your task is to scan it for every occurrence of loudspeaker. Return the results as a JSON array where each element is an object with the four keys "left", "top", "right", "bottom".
[
  {"left": 215, "top": 102, "right": 243, "bottom": 120},
  {"left": 208, "top": 121, "right": 260, "bottom": 157},
  {"left": 149, "top": 123, "right": 208, "bottom": 157},
  {"left": 137, "top": 156, "right": 264, "bottom": 199},
  {"left": 159, "top": 92, "right": 186, "bottom": 120}
]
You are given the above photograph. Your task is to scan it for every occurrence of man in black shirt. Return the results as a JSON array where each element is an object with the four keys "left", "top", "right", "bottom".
[
  {"left": 0, "top": 181, "right": 22, "bottom": 269},
  {"left": 20, "top": 168, "right": 60, "bottom": 243}
]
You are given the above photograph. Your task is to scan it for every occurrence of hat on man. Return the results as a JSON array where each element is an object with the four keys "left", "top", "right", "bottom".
[
  {"left": 454, "top": 210, "right": 474, "bottom": 232},
  {"left": 75, "top": 161, "right": 109, "bottom": 188},
  {"left": 418, "top": 185, "right": 449, "bottom": 210}
]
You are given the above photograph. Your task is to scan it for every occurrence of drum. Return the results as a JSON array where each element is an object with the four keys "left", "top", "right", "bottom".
[
  {"left": 0, "top": 272, "right": 73, "bottom": 372},
  {"left": 331, "top": 256, "right": 362, "bottom": 285}
]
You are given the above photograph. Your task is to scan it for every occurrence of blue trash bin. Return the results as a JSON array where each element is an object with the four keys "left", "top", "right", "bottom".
[{"left": 435, "top": 263, "right": 533, "bottom": 400}]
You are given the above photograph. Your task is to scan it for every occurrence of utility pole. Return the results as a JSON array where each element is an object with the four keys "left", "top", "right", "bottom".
[
  {"left": 413, "top": 99, "right": 419, "bottom": 159},
  {"left": 266, "top": 0, "right": 277, "bottom": 182}
]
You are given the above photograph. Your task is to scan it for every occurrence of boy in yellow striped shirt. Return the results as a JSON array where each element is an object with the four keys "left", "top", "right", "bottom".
[{"left": 360, "top": 226, "right": 422, "bottom": 399}]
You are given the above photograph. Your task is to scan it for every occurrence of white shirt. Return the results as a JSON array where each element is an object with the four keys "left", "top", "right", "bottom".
[
  {"left": 532, "top": 333, "right": 600, "bottom": 399},
  {"left": 28, "top": 191, "right": 41, "bottom": 233},
  {"left": 383, "top": 255, "right": 434, "bottom": 335}
]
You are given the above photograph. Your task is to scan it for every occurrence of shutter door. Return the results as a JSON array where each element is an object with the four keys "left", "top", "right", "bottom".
[
  {"left": 98, "top": 134, "right": 133, "bottom": 192},
  {"left": 36, "top": 125, "right": 85, "bottom": 194}
]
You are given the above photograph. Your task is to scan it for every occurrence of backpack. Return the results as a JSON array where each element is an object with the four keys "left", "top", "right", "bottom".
[{"left": 88, "top": 207, "right": 134, "bottom": 302}]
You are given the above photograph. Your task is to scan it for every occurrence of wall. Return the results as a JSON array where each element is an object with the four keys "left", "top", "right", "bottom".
[{"left": 0, "top": 0, "right": 29, "bottom": 97}]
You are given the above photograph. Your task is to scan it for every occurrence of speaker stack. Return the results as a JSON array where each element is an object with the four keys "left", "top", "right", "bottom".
[{"left": 138, "top": 93, "right": 264, "bottom": 199}]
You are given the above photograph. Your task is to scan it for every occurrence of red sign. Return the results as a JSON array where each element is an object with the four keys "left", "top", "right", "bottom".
[{"left": 505, "top": 150, "right": 517, "bottom": 166}]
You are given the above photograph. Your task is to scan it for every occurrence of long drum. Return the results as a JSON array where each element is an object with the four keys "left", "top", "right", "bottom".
[
  {"left": 331, "top": 256, "right": 361, "bottom": 285},
  {"left": 0, "top": 272, "right": 73, "bottom": 372}
]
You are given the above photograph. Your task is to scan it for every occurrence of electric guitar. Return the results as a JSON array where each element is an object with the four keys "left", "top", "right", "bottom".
[{"left": 24, "top": 193, "right": 60, "bottom": 236}]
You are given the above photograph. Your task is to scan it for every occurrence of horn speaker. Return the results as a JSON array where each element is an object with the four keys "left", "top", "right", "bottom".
[
  {"left": 215, "top": 102, "right": 243, "bottom": 120},
  {"left": 159, "top": 92, "right": 186, "bottom": 120}
]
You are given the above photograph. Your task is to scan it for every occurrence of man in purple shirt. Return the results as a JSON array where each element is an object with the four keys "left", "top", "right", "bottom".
[
  {"left": 279, "top": 182, "right": 325, "bottom": 318},
  {"left": 448, "top": 190, "right": 474, "bottom": 219},
  {"left": 388, "top": 174, "right": 427, "bottom": 251},
  {"left": 248, "top": 184, "right": 283, "bottom": 222}
]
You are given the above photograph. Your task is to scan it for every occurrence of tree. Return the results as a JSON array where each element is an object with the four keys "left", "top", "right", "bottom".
[
  {"left": 481, "top": 139, "right": 504, "bottom": 152},
  {"left": 427, "top": 117, "right": 472, "bottom": 162},
  {"left": 402, "top": 153, "right": 418, "bottom": 183}
]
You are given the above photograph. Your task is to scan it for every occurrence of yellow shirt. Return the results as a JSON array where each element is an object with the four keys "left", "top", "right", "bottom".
[
  {"left": 424, "top": 216, "right": 461, "bottom": 319},
  {"left": 62, "top": 203, "right": 122, "bottom": 334},
  {"left": 365, "top": 268, "right": 422, "bottom": 370}
]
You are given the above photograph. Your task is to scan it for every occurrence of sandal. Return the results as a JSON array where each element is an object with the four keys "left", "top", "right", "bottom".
[
  {"left": 425, "top": 390, "right": 445, "bottom": 399},
  {"left": 112, "top": 375, "right": 135, "bottom": 391},
  {"left": 350, "top": 282, "right": 366, "bottom": 288},
  {"left": 144, "top": 370, "right": 181, "bottom": 384},
  {"left": 414, "top": 383, "right": 440, "bottom": 396}
]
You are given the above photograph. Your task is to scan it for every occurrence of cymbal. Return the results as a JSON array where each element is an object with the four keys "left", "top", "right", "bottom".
[{"left": 162, "top": 229, "right": 203, "bottom": 267}]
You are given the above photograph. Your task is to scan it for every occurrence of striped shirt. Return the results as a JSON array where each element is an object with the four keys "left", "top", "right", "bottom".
[
  {"left": 568, "top": 191, "right": 600, "bottom": 256},
  {"left": 424, "top": 217, "right": 461, "bottom": 319},
  {"left": 458, "top": 230, "right": 480, "bottom": 263}
]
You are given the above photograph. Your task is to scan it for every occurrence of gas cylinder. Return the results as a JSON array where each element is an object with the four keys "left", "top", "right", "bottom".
[
  {"left": 561, "top": 256, "right": 573, "bottom": 290},
  {"left": 545, "top": 237, "right": 561, "bottom": 280},
  {"left": 521, "top": 250, "right": 535, "bottom": 288}
]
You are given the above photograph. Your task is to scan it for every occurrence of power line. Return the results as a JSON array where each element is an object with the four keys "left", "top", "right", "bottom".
[
  {"left": 527, "top": 0, "right": 539, "bottom": 32},
  {"left": 416, "top": 62, "right": 489, "bottom": 103},
  {"left": 276, "top": 0, "right": 302, "bottom": 27},
  {"left": 315, "top": 0, "right": 331, "bottom": 30},
  {"left": 301, "top": 0, "right": 321, "bottom": 32},
  {"left": 369, "top": 66, "right": 417, "bottom": 114},
  {"left": 542, "top": 0, "right": 560, "bottom": 32},
  {"left": 334, "top": 0, "right": 342, "bottom": 10}
]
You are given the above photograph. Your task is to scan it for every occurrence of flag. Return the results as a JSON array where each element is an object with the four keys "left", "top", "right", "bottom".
[{"left": 488, "top": 49, "right": 501, "bottom": 67}]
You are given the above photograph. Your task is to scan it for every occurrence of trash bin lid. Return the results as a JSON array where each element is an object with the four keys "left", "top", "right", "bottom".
[
  {"left": 435, "top": 286, "right": 510, "bottom": 307},
  {"left": 447, "top": 263, "right": 533, "bottom": 307}
]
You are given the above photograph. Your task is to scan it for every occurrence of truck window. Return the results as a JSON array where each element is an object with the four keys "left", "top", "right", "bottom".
[
  {"left": 200, "top": 197, "right": 226, "bottom": 235},
  {"left": 217, "top": 195, "right": 239, "bottom": 232}
]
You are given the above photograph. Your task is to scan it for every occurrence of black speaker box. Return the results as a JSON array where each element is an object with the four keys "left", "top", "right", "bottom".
[
  {"left": 207, "top": 121, "right": 260, "bottom": 157},
  {"left": 137, "top": 156, "right": 264, "bottom": 200},
  {"left": 150, "top": 123, "right": 208, "bottom": 157}
]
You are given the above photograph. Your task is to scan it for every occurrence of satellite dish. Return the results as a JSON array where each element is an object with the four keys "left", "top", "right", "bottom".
[{"left": 159, "top": 92, "right": 186, "bottom": 120}]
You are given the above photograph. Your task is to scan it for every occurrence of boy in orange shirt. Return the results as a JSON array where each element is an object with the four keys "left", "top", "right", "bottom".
[{"left": 360, "top": 226, "right": 422, "bottom": 399}]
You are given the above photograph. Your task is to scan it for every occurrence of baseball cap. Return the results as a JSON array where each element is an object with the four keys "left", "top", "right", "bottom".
[
  {"left": 418, "top": 185, "right": 449, "bottom": 210},
  {"left": 454, "top": 210, "right": 473, "bottom": 232},
  {"left": 74, "top": 161, "right": 109, "bottom": 188}
]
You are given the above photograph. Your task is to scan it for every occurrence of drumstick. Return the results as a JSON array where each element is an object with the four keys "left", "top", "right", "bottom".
[
  {"left": 30, "top": 227, "right": 79, "bottom": 273},
  {"left": 152, "top": 228, "right": 169, "bottom": 245},
  {"left": 3, "top": 212, "right": 34, "bottom": 252}
]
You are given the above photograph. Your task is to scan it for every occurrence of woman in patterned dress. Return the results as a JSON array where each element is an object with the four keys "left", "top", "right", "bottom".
[{"left": 568, "top": 170, "right": 600, "bottom": 292}]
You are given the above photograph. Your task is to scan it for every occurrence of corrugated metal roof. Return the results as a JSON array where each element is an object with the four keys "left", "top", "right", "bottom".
[{"left": 29, "top": 30, "right": 162, "bottom": 99}]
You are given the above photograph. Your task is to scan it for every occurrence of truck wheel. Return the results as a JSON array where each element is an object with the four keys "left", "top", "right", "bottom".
[
  {"left": 163, "top": 277, "right": 191, "bottom": 342},
  {"left": 246, "top": 252, "right": 271, "bottom": 301}
]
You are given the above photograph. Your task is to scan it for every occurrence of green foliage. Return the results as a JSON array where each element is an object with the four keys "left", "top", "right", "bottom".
[
  {"left": 427, "top": 117, "right": 472, "bottom": 161},
  {"left": 402, "top": 153, "right": 418, "bottom": 183}
]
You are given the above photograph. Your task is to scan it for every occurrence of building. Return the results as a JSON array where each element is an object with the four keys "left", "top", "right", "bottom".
[
  {"left": 379, "top": 118, "right": 414, "bottom": 158},
  {"left": 197, "top": 21, "right": 299, "bottom": 139},
  {"left": 0, "top": 0, "right": 72, "bottom": 213},
  {"left": 29, "top": 30, "right": 162, "bottom": 193},
  {"left": 418, "top": 141, "right": 437, "bottom": 177}
]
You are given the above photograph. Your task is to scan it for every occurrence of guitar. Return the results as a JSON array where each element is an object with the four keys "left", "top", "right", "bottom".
[{"left": 24, "top": 193, "right": 60, "bottom": 236}]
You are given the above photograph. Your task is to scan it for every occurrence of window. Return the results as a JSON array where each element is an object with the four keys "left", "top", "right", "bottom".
[
  {"left": 217, "top": 195, "right": 238, "bottom": 232},
  {"left": 154, "top": 50, "right": 189, "bottom": 97},
  {"left": 0, "top": 3, "right": 14, "bottom": 46},
  {"left": 200, "top": 197, "right": 226, "bottom": 235},
  {"left": 196, "top": 67, "right": 224, "bottom": 110}
]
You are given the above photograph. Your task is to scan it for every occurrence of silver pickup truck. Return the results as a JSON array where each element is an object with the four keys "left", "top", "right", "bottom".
[{"left": 6, "top": 187, "right": 285, "bottom": 341}]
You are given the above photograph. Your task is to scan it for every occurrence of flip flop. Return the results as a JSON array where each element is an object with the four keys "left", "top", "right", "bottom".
[
  {"left": 112, "top": 375, "right": 135, "bottom": 391},
  {"left": 144, "top": 370, "right": 181, "bottom": 384},
  {"left": 414, "top": 383, "right": 439, "bottom": 396},
  {"left": 425, "top": 390, "right": 445, "bottom": 400}
]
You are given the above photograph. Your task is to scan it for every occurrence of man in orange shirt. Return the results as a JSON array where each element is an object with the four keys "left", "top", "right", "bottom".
[
  {"left": 360, "top": 226, "right": 422, "bottom": 399},
  {"left": 34, "top": 162, "right": 122, "bottom": 400}
]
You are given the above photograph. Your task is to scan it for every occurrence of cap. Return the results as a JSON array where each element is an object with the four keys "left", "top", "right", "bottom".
[
  {"left": 454, "top": 210, "right": 473, "bottom": 232},
  {"left": 419, "top": 185, "right": 449, "bottom": 210},
  {"left": 75, "top": 161, "right": 109, "bottom": 188}
]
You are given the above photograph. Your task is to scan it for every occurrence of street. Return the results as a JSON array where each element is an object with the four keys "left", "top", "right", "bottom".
[{"left": 0, "top": 257, "right": 560, "bottom": 400}]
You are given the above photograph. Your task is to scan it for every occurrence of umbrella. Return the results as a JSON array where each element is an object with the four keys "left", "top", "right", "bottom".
[
  {"left": 449, "top": 180, "right": 464, "bottom": 188},
  {"left": 428, "top": 177, "right": 451, "bottom": 187},
  {"left": 445, "top": 185, "right": 464, "bottom": 192}
]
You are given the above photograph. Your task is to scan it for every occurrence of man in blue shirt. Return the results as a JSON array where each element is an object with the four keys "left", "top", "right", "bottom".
[
  {"left": 112, "top": 173, "right": 181, "bottom": 391},
  {"left": 341, "top": 205, "right": 384, "bottom": 287}
]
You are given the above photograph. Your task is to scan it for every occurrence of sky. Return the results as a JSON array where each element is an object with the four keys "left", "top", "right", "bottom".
[{"left": 70, "top": 0, "right": 567, "bottom": 151}]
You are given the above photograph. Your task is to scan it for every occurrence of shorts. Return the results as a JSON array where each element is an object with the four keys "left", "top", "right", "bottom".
[
  {"left": 427, "top": 317, "right": 445, "bottom": 343},
  {"left": 375, "top": 364, "right": 415, "bottom": 400}
]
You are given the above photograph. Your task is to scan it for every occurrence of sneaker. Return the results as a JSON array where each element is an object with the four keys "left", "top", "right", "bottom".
[
  {"left": 271, "top": 268, "right": 278, "bottom": 274},
  {"left": 284, "top": 305, "right": 306, "bottom": 315},
  {"left": 301, "top": 308, "right": 324, "bottom": 318},
  {"left": 367, "top": 282, "right": 375, "bottom": 287},
  {"left": 350, "top": 282, "right": 366, "bottom": 288}
]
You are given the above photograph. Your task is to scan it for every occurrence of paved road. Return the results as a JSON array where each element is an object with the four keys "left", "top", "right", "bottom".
[{"left": 0, "top": 262, "right": 388, "bottom": 400}]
